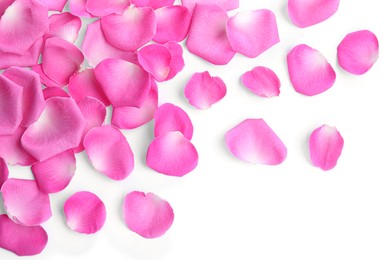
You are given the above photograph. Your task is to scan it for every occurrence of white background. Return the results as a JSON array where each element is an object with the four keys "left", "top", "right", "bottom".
[{"left": 1, "top": 0, "right": 390, "bottom": 259}]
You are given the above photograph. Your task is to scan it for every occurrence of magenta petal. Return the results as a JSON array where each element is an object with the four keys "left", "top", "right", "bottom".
[
  {"left": 42, "top": 86, "right": 69, "bottom": 100},
  {"left": 287, "top": 44, "right": 336, "bottom": 96},
  {"left": 86, "top": 0, "right": 129, "bottom": 17},
  {"left": 64, "top": 191, "right": 106, "bottom": 234},
  {"left": 45, "top": 12, "right": 82, "bottom": 43},
  {"left": 337, "top": 30, "right": 379, "bottom": 75},
  {"left": 84, "top": 125, "right": 134, "bottom": 180},
  {"left": 0, "top": 158, "right": 8, "bottom": 188},
  {"left": 181, "top": 0, "right": 239, "bottom": 13},
  {"left": 131, "top": 0, "right": 174, "bottom": 9},
  {"left": 123, "top": 191, "right": 174, "bottom": 238},
  {"left": 138, "top": 44, "right": 171, "bottom": 82},
  {"left": 0, "top": 214, "right": 48, "bottom": 256},
  {"left": 69, "top": 0, "right": 92, "bottom": 18},
  {"left": 164, "top": 41, "right": 185, "bottom": 80},
  {"left": 309, "top": 125, "right": 344, "bottom": 171},
  {"left": 225, "top": 119, "right": 287, "bottom": 165},
  {"left": 37, "top": 0, "right": 67, "bottom": 11},
  {"left": 241, "top": 66, "right": 281, "bottom": 98},
  {"left": 31, "top": 64, "right": 61, "bottom": 88},
  {"left": 0, "top": 38, "right": 43, "bottom": 70}
]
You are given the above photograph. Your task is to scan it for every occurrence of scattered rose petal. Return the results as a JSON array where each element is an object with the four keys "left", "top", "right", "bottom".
[
  {"left": 138, "top": 44, "right": 171, "bottom": 82},
  {"left": 38, "top": 0, "right": 67, "bottom": 11},
  {"left": 31, "top": 64, "right": 61, "bottom": 88},
  {"left": 241, "top": 66, "right": 281, "bottom": 98},
  {"left": 131, "top": 0, "right": 174, "bottom": 9},
  {"left": 0, "top": 38, "right": 43, "bottom": 70},
  {"left": 0, "top": 158, "right": 8, "bottom": 188},
  {"left": 181, "top": 0, "right": 239, "bottom": 13},
  {"left": 164, "top": 41, "right": 185, "bottom": 80},
  {"left": 42, "top": 87, "right": 69, "bottom": 100},
  {"left": 86, "top": 0, "right": 129, "bottom": 17},
  {"left": 69, "top": 0, "right": 92, "bottom": 18},
  {"left": 45, "top": 12, "right": 82, "bottom": 43}
]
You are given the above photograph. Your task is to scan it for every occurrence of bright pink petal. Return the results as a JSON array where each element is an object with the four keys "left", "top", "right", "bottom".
[
  {"left": 21, "top": 97, "right": 86, "bottom": 162},
  {"left": 95, "top": 58, "right": 151, "bottom": 108},
  {"left": 101, "top": 5, "right": 156, "bottom": 51},
  {"left": 164, "top": 41, "right": 185, "bottom": 80},
  {"left": 131, "top": 0, "right": 174, "bottom": 9},
  {"left": 69, "top": 0, "right": 92, "bottom": 18},
  {"left": 138, "top": 44, "right": 171, "bottom": 82},
  {"left": 64, "top": 191, "right": 106, "bottom": 234},
  {"left": 337, "top": 30, "right": 379, "bottom": 75},
  {"left": 45, "top": 12, "right": 82, "bottom": 43},
  {"left": 181, "top": 0, "right": 239, "bottom": 13},
  {"left": 225, "top": 119, "right": 287, "bottom": 165},
  {"left": 31, "top": 64, "right": 61, "bottom": 88},
  {"left": 0, "top": 158, "right": 8, "bottom": 188},
  {"left": 83, "top": 125, "right": 134, "bottom": 180},
  {"left": 86, "top": 0, "right": 130, "bottom": 17},
  {"left": 287, "top": 44, "right": 336, "bottom": 96},
  {"left": 42, "top": 87, "right": 69, "bottom": 100},
  {"left": 146, "top": 131, "right": 198, "bottom": 177},
  {"left": 123, "top": 191, "right": 174, "bottom": 238},
  {"left": 309, "top": 124, "right": 344, "bottom": 171},
  {"left": 186, "top": 4, "right": 235, "bottom": 65},
  {"left": 1, "top": 179, "right": 52, "bottom": 226},
  {"left": 0, "top": 38, "right": 43, "bottom": 70},
  {"left": 288, "top": 0, "right": 339, "bottom": 28},
  {"left": 226, "top": 9, "right": 279, "bottom": 58},
  {"left": 184, "top": 71, "right": 227, "bottom": 109},
  {"left": 241, "top": 66, "right": 281, "bottom": 98},
  {"left": 0, "top": 214, "right": 48, "bottom": 256},
  {"left": 154, "top": 103, "right": 193, "bottom": 140},
  {"left": 37, "top": 0, "right": 67, "bottom": 11}
]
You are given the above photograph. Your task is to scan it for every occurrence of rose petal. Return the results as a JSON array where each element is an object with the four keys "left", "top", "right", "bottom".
[
  {"left": 31, "top": 64, "right": 61, "bottom": 88},
  {"left": 241, "top": 66, "right": 281, "bottom": 98},
  {"left": 42, "top": 87, "right": 69, "bottom": 100},
  {"left": 0, "top": 158, "right": 8, "bottom": 188},
  {"left": 86, "top": 0, "right": 130, "bottom": 17},
  {"left": 0, "top": 38, "right": 43, "bottom": 70},
  {"left": 181, "top": 0, "right": 239, "bottom": 13},
  {"left": 138, "top": 44, "right": 171, "bottom": 82},
  {"left": 69, "top": 0, "right": 92, "bottom": 18},
  {"left": 45, "top": 12, "right": 82, "bottom": 43},
  {"left": 130, "top": 0, "right": 174, "bottom": 9},
  {"left": 164, "top": 41, "right": 185, "bottom": 80},
  {"left": 37, "top": 0, "right": 67, "bottom": 11}
]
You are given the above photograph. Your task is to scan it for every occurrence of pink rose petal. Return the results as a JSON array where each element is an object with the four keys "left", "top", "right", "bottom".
[
  {"left": 0, "top": 38, "right": 43, "bottom": 70},
  {"left": 31, "top": 64, "right": 61, "bottom": 88},
  {"left": 0, "top": 158, "right": 8, "bottom": 188},
  {"left": 86, "top": 0, "right": 130, "bottom": 17},
  {"left": 42, "top": 87, "right": 69, "bottom": 100},
  {"left": 69, "top": 0, "right": 92, "bottom": 18},
  {"left": 181, "top": 0, "right": 239, "bottom": 13},
  {"left": 37, "top": 0, "right": 67, "bottom": 11},
  {"left": 164, "top": 41, "right": 185, "bottom": 80},
  {"left": 138, "top": 43, "right": 171, "bottom": 82},
  {"left": 123, "top": 191, "right": 174, "bottom": 238},
  {"left": 241, "top": 66, "right": 281, "bottom": 98},
  {"left": 225, "top": 119, "right": 287, "bottom": 165},
  {"left": 131, "top": 0, "right": 174, "bottom": 9},
  {"left": 45, "top": 12, "right": 82, "bottom": 43}
]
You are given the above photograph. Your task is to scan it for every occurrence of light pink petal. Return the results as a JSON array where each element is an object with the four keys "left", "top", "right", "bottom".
[
  {"left": 154, "top": 103, "right": 193, "bottom": 140},
  {"left": 241, "top": 66, "right": 281, "bottom": 98},
  {"left": 95, "top": 58, "right": 151, "bottom": 108},
  {"left": 138, "top": 44, "right": 171, "bottom": 82},
  {"left": 42, "top": 87, "right": 69, "bottom": 100},
  {"left": 86, "top": 0, "right": 130, "bottom": 16},
  {"left": 1, "top": 179, "right": 52, "bottom": 226},
  {"left": 181, "top": 0, "right": 239, "bottom": 13},
  {"left": 225, "top": 119, "right": 287, "bottom": 165},
  {"left": 0, "top": 38, "right": 43, "bottom": 70},
  {"left": 186, "top": 4, "right": 235, "bottom": 65},
  {"left": 226, "top": 9, "right": 279, "bottom": 58},
  {"left": 288, "top": 0, "right": 339, "bottom": 28},
  {"left": 64, "top": 191, "right": 106, "bottom": 234},
  {"left": 101, "top": 5, "right": 156, "bottom": 52},
  {"left": 309, "top": 124, "right": 344, "bottom": 171},
  {"left": 45, "top": 12, "right": 82, "bottom": 43},
  {"left": 164, "top": 41, "right": 185, "bottom": 80},
  {"left": 84, "top": 125, "right": 134, "bottom": 181},
  {"left": 123, "top": 191, "right": 174, "bottom": 238},
  {"left": 0, "top": 158, "right": 8, "bottom": 188},
  {"left": 0, "top": 214, "right": 48, "bottom": 256},
  {"left": 31, "top": 64, "right": 61, "bottom": 88},
  {"left": 131, "top": 0, "right": 174, "bottom": 9},
  {"left": 21, "top": 97, "right": 86, "bottom": 162},
  {"left": 146, "top": 131, "right": 198, "bottom": 177},
  {"left": 337, "top": 30, "right": 379, "bottom": 75},
  {"left": 184, "top": 71, "right": 227, "bottom": 109},
  {"left": 37, "top": 0, "right": 67, "bottom": 11},
  {"left": 287, "top": 44, "right": 336, "bottom": 96},
  {"left": 69, "top": 0, "right": 92, "bottom": 18}
]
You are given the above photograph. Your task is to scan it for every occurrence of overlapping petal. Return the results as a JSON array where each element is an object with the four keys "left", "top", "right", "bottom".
[
  {"left": 0, "top": 158, "right": 8, "bottom": 188},
  {"left": 181, "top": 0, "right": 239, "bottom": 13},
  {"left": 86, "top": 0, "right": 129, "bottom": 17},
  {"left": 45, "top": 12, "right": 82, "bottom": 43},
  {"left": 0, "top": 38, "right": 43, "bottom": 70},
  {"left": 138, "top": 44, "right": 171, "bottom": 82},
  {"left": 42, "top": 86, "right": 69, "bottom": 100},
  {"left": 37, "top": 0, "right": 67, "bottom": 11},
  {"left": 69, "top": 0, "right": 92, "bottom": 18}
]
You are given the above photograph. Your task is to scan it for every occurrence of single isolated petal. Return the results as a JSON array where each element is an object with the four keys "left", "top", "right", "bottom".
[
  {"left": 226, "top": 9, "right": 279, "bottom": 58},
  {"left": 64, "top": 191, "right": 106, "bottom": 234},
  {"left": 186, "top": 4, "right": 235, "bottom": 65},
  {"left": 309, "top": 124, "right": 344, "bottom": 171},
  {"left": 86, "top": 0, "right": 129, "bottom": 17},
  {"left": 337, "top": 30, "right": 379, "bottom": 75},
  {"left": 123, "top": 191, "right": 174, "bottom": 238},
  {"left": 42, "top": 87, "right": 69, "bottom": 100},
  {"left": 0, "top": 158, "right": 8, "bottom": 188},
  {"left": 0, "top": 214, "right": 48, "bottom": 256},
  {"left": 184, "top": 71, "right": 227, "bottom": 109},
  {"left": 31, "top": 64, "right": 61, "bottom": 88},
  {"left": 164, "top": 41, "right": 185, "bottom": 80},
  {"left": 225, "top": 119, "right": 287, "bottom": 165},
  {"left": 84, "top": 125, "right": 134, "bottom": 180},
  {"left": 1, "top": 179, "right": 52, "bottom": 226},
  {"left": 37, "top": 0, "right": 66, "bottom": 11},
  {"left": 131, "top": 0, "right": 174, "bottom": 9},
  {"left": 241, "top": 66, "right": 281, "bottom": 98},
  {"left": 69, "top": 0, "right": 92, "bottom": 18},
  {"left": 0, "top": 38, "right": 43, "bottom": 70},
  {"left": 181, "top": 0, "right": 239, "bottom": 13},
  {"left": 287, "top": 44, "right": 336, "bottom": 96},
  {"left": 45, "top": 12, "right": 82, "bottom": 43},
  {"left": 138, "top": 44, "right": 171, "bottom": 82}
]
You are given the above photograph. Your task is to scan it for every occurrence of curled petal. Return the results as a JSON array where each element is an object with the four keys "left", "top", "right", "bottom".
[
  {"left": 241, "top": 66, "right": 281, "bottom": 98},
  {"left": 31, "top": 64, "right": 61, "bottom": 88},
  {"left": 181, "top": 0, "right": 239, "bottom": 13},
  {"left": 42, "top": 87, "right": 69, "bottom": 100},
  {"left": 45, "top": 12, "right": 82, "bottom": 43},
  {"left": 131, "top": 0, "right": 174, "bottom": 9},
  {"left": 164, "top": 41, "right": 185, "bottom": 80},
  {"left": 37, "top": 0, "right": 67, "bottom": 11},
  {"left": 69, "top": 0, "right": 92, "bottom": 18},
  {"left": 0, "top": 38, "right": 43, "bottom": 70},
  {"left": 0, "top": 158, "right": 8, "bottom": 188},
  {"left": 138, "top": 44, "right": 171, "bottom": 82},
  {"left": 86, "top": 0, "right": 129, "bottom": 17}
]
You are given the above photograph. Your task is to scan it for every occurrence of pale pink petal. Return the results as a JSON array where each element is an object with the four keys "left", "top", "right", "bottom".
[
  {"left": 146, "top": 131, "right": 198, "bottom": 177},
  {"left": 287, "top": 44, "right": 336, "bottom": 96},
  {"left": 21, "top": 97, "right": 86, "bottom": 162},
  {"left": 181, "top": 0, "right": 239, "bottom": 13},
  {"left": 154, "top": 103, "right": 193, "bottom": 140},
  {"left": 42, "top": 87, "right": 69, "bottom": 100},
  {"left": 94, "top": 58, "right": 151, "bottom": 108},
  {"left": 288, "top": 0, "right": 339, "bottom": 28},
  {"left": 337, "top": 30, "right": 379, "bottom": 75},
  {"left": 101, "top": 5, "right": 156, "bottom": 51},
  {"left": 0, "top": 38, "right": 43, "bottom": 70},
  {"left": 241, "top": 66, "right": 281, "bottom": 98},
  {"left": 225, "top": 119, "right": 287, "bottom": 165},
  {"left": 0, "top": 214, "right": 48, "bottom": 256},
  {"left": 138, "top": 44, "right": 171, "bottom": 82},
  {"left": 86, "top": 0, "right": 130, "bottom": 17},
  {"left": 37, "top": 0, "right": 67, "bottom": 11},
  {"left": 69, "top": 0, "right": 92, "bottom": 18},
  {"left": 31, "top": 64, "right": 61, "bottom": 88},
  {"left": 184, "top": 71, "right": 227, "bottom": 109},
  {"left": 186, "top": 4, "right": 235, "bottom": 65},
  {"left": 164, "top": 41, "right": 185, "bottom": 80},
  {"left": 45, "top": 12, "right": 82, "bottom": 43},
  {"left": 0, "top": 158, "right": 8, "bottom": 188},
  {"left": 131, "top": 0, "right": 174, "bottom": 9},
  {"left": 64, "top": 191, "right": 106, "bottom": 234},
  {"left": 309, "top": 124, "right": 344, "bottom": 171},
  {"left": 1, "top": 178, "right": 52, "bottom": 226},
  {"left": 84, "top": 125, "right": 134, "bottom": 180},
  {"left": 226, "top": 9, "right": 279, "bottom": 58}
]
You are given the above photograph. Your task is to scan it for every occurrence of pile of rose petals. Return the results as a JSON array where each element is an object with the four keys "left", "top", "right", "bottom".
[{"left": 0, "top": 0, "right": 379, "bottom": 256}]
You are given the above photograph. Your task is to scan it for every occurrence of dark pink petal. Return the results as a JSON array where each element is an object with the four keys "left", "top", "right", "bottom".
[
  {"left": 86, "top": 0, "right": 129, "bottom": 17},
  {"left": 95, "top": 58, "right": 151, "bottom": 108},
  {"left": 101, "top": 5, "right": 156, "bottom": 51},
  {"left": 226, "top": 9, "right": 279, "bottom": 58},
  {"left": 287, "top": 44, "right": 336, "bottom": 96},
  {"left": 337, "top": 30, "right": 379, "bottom": 75},
  {"left": 31, "top": 64, "right": 61, "bottom": 88},
  {"left": 42, "top": 87, "right": 69, "bottom": 100},
  {"left": 131, "top": 0, "right": 174, "bottom": 9},
  {"left": 309, "top": 124, "right": 344, "bottom": 171},
  {"left": 64, "top": 191, "right": 106, "bottom": 234},
  {"left": 45, "top": 12, "right": 82, "bottom": 43},
  {"left": 123, "top": 191, "right": 174, "bottom": 238},
  {"left": 0, "top": 38, "right": 43, "bottom": 70},
  {"left": 146, "top": 131, "right": 198, "bottom": 177},
  {"left": 225, "top": 119, "right": 287, "bottom": 165},
  {"left": 184, "top": 71, "right": 227, "bottom": 109},
  {"left": 1, "top": 179, "right": 52, "bottom": 226},
  {"left": 181, "top": 0, "right": 239, "bottom": 13},
  {"left": 154, "top": 103, "right": 193, "bottom": 140},
  {"left": 138, "top": 44, "right": 171, "bottom": 82},
  {"left": 186, "top": 4, "right": 235, "bottom": 65},
  {"left": 241, "top": 66, "right": 281, "bottom": 98},
  {"left": 69, "top": 0, "right": 92, "bottom": 18},
  {"left": 0, "top": 158, "right": 8, "bottom": 188},
  {"left": 21, "top": 97, "right": 86, "bottom": 162},
  {"left": 0, "top": 214, "right": 48, "bottom": 256},
  {"left": 164, "top": 41, "right": 185, "bottom": 80},
  {"left": 288, "top": 0, "right": 339, "bottom": 28},
  {"left": 37, "top": 0, "right": 67, "bottom": 11},
  {"left": 84, "top": 125, "right": 134, "bottom": 180}
]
